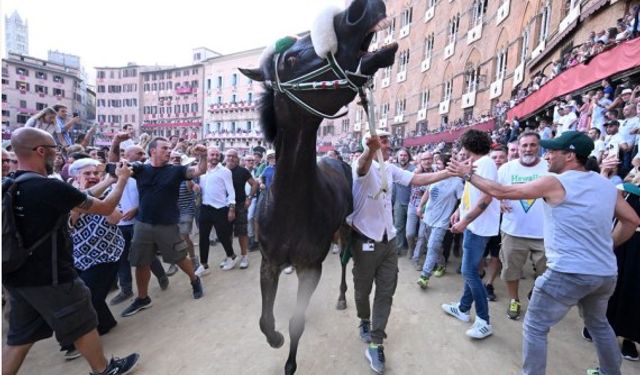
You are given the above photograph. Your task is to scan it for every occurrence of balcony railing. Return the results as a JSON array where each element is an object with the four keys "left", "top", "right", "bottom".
[{"left": 175, "top": 87, "right": 194, "bottom": 95}]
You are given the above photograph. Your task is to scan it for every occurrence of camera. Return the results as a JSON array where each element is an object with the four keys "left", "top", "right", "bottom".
[{"left": 104, "top": 161, "right": 145, "bottom": 177}]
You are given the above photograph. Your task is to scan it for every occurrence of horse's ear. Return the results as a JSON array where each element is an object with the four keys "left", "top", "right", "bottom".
[{"left": 238, "top": 67, "right": 265, "bottom": 82}]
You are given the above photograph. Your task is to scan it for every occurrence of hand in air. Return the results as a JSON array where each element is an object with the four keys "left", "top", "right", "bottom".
[{"left": 446, "top": 157, "right": 474, "bottom": 177}]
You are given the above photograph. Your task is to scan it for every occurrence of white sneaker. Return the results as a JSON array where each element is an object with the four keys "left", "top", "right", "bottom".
[
  {"left": 195, "top": 265, "right": 211, "bottom": 277},
  {"left": 239, "top": 256, "right": 249, "bottom": 269},
  {"left": 283, "top": 265, "right": 294, "bottom": 274},
  {"left": 441, "top": 302, "right": 471, "bottom": 322},
  {"left": 221, "top": 257, "right": 238, "bottom": 271},
  {"left": 465, "top": 317, "right": 493, "bottom": 339},
  {"left": 331, "top": 244, "right": 340, "bottom": 254}
]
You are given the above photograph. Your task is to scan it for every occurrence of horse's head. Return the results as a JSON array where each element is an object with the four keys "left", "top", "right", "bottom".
[{"left": 239, "top": 0, "right": 398, "bottom": 142}]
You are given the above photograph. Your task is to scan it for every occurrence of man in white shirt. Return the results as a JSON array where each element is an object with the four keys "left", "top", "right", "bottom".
[
  {"left": 588, "top": 128, "right": 606, "bottom": 163},
  {"left": 604, "top": 120, "right": 631, "bottom": 159},
  {"left": 442, "top": 129, "right": 500, "bottom": 340},
  {"left": 554, "top": 106, "right": 578, "bottom": 136},
  {"left": 346, "top": 130, "right": 452, "bottom": 374},
  {"left": 197, "top": 147, "right": 236, "bottom": 274},
  {"left": 497, "top": 133, "right": 548, "bottom": 320}
]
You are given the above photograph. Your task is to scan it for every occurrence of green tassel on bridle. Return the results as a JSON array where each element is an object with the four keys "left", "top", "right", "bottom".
[{"left": 274, "top": 36, "right": 298, "bottom": 54}]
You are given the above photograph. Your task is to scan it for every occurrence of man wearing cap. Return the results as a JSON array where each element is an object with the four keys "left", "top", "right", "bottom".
[
  {"left": 347, "top": 130, "right": 453, "bottom": 374},
  {"left": 447, "top": 131, "right": 640, "bottom": 375},
  {"left": 553, "top": 105, "right": 578, "bottom": 137},
  {"left": 604, "top": 120, "right": 632, "bottom": 159},
  {"left": 607, "top": 88, "right": 634, "bottom": 111}
]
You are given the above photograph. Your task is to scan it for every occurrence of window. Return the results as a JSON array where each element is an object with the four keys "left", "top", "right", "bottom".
[
  {"left": 495, "top": 48, "right": 508, "bottom": 80},
  {"left": 207, "top": 79, "right": 211, "bottom": 90},
  {"left": 191, "top": 80, "right": 198, "bottom": 88},
  {"left": 35, "top": 85, "right": 48, "bottom": 94},
  {"left": 16, "top": 82, "right": 29, "bottom": 91},
  {"left": 247, "top": 92, "right": 253, "bottom": 103},
  {"left": 398, "top": 50, "right": 410, "bottom": 72},
  {"left": 175, "top": 104, "right": 180, "bottom": 114},
  {"left": 36, "top": 71, "right": 47, "bottom": 80},
  {"left": 424, "top": 33, "right": 435, "bottom": 59},
  {"left": 53, "top": 75, "right": 64, "bottom": 83},
  {"left": 448, "top": 14, "right": 460, "bottom": 44},
  {"left": 395, "top": 98, "right": 406, "bottom": 115},
  {"left": 427, "top": 0, "right": 436, "bottom": 7},
  {"left": 419, "top": 90, "right": 430, "bottom": 109},
  {"left": 166, "top": 71, "right": 172, "bottom": 79},
  {"left": 167, "top": 82, "right": 173, "bottom": 90},
  {"left": 247, "top": 121, "right": 252, "bottom": 131},
  {"left": 443, "top": 79, "right": 453, "bottom": 100},
  {"left": 465, "top": 66, "right": 480, "bottom": 93},
  {"left": 520, "top": 26, "right": 531, "bottom": 62},
  {"left": 16, "top": 67, "right": 28, "bottom": 76},
  {"left": 152, "top": 83, "right": 157, "bottom": 91},
  {"left": 2, "top": 94, "right": 7, "bottom": 102},
  {"left": 385, "top": 17, "right": 396, "bottom": 38},
  {"left": 217, "top": 96, "right": 222, "bottom": 104},
  {"left": 400, "top": 7, "right": 413, "bottom": 27},
  {"left": 97, "top": 85, "right": 105, "bottom": 93},
  {"left": 341, "top": 118, "right": 350, "bottom": 133},
  {"left": 191, "top": 103, "right": 198, "bottom": 112},
  {"left": 17, "top": 114, "right": 29, "bottom": 124},
  {"left": 231, "top": 94, "right": 237, "bottom": 103},
  {"left": 380, "top": 102, "right": 389, "bottom": 118},
  {"left": 182, "top": 104, "right": 189, "bottom": 113},
  {"left": 160, "top": 82, "right": 165, "bottom": 90},
  {"left": 143, "top": 83, "right": 149, "bottom": 91},
  {"left": 217, "top": 76, "right": 223, "bottom": 89},
  {"left": 231, "top": 73, "right": 237, "bottom": 86},
  {"left": 538, "top": 3, "right": 551, "bottom": 43},
  {"left": 53, "top": 88, "right": 65, "bottom": 97},
  {"left": 192, "top": 68, "right": 198, "bottom": 75},
  {"left": 19, "top": 100, "right": 27, "bottom": 108},
  {"left": 471, "top": 0, "right": 488, "bottom": 27},
  {"left": 382, "top": 66, "right": 392, "bottom": 79}
]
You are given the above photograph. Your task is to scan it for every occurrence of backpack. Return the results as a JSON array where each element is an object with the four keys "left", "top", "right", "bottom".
[{"left": 2, "top": 172, "right": 65, "bottom": 284}]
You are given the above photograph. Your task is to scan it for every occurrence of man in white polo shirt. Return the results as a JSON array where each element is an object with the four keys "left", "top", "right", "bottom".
[
  {"left": 347, "top": 130, "right": 452, "bottom": 374},
  {"left": 498, "top": 132, "right": 548, "bottom": 320}
]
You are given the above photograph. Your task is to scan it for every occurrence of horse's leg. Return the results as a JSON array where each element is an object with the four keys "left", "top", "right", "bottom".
[
  {"left": 259, "top": 256, "right": 284, "bottom": 349},
  {"left": 336, "top": 225, "right": 350, "bottom": 310},
  {"left": 284, "top": 264, "right": 322, "bottom": 375}
]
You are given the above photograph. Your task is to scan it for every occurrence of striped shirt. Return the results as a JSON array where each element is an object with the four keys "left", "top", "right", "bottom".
[{"left": 177, "top": 181, "right": 196, "bottom": 216}]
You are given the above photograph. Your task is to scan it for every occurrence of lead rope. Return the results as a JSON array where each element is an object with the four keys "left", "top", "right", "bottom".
[{"left": 358, "top": 87, "right": 388, "bottom": 199}]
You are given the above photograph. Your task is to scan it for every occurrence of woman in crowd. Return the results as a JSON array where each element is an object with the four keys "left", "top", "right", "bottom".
[{"left": 24, "top": 107, "right": 60, "bottom": 143}]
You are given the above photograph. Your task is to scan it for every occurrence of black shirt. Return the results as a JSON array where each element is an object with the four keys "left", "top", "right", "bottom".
[
  {"left": 134, "top": 164, "right": 188, "bottom": 225},
  {"left": 3, "top": 171, "right": 87, "bottom": 287},
  {"left": 229, "top": 166, "right": 252, "bottom": 203}
]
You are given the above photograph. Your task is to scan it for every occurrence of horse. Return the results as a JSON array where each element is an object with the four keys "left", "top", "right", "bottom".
[{"left": 238, "top": 0, "right": 397, "bottom": 373}]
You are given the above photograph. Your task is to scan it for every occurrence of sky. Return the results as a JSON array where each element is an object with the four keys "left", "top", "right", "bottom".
[{"left": 3, "top": 0, "right": 346, "bottom": 81}]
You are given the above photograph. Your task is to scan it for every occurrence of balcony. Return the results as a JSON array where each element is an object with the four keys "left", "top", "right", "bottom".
[
  {"left": 490, "top": 79, "right": 503, "bottom": 99},
  {"left": 424, "top": 6, "right": 435, "bottom": 22},
  {"left": 421, "top": 58, "right": 431, "bottom": 72},
  {"left": 438, "top": 100, "right": 450, "bottom": 114},
  {"left": 467, "top": 23, "right": 482, "bottom": 45},
  {"left": 396, "top": 71, "right": 407, "bottom": 83},
  {"left": 496, "top": 0, "right": 510, "bottom": 26},
  {"left": 444, "top": 42, "right": 455, "bottom": 60},
  {"left": 512, "top": 62, "right": 525, "bottom": 89},
  {"left": 461, "top": 91, "right": 476, "bottom": 109},
  {"left": 175, "top": 87, "right": 194, "bottom": 95},
  {"left": 417, "top": 108, "right": 427, "bottom": 121},
  {"left": 399, "top": 25, "right": 410, "bottom": 39},
  {"left": 393, "top": 114, "right": 404, "bottom": 124}
]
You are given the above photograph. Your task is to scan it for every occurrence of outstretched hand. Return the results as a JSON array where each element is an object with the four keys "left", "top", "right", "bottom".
[
  {"left": 192, "top": 144, "right": 207, "bottom": 156},
  {"left": 446, "top": 157, "right": 474, "bottom": 177}
]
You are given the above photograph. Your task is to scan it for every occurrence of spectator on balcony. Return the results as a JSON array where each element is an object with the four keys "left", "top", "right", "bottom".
[
  {"left": 577, "top": 94, "right": 592, "bottom": 133},
  {"left": 591, "top": 89, "right": 613, "bottom": 136},
  {"left": 554, "top": 105, "right": 578, "bottom": 136},
  {"left": 589, "top": 128, "right": 607, "bottom": 163},
  {"left": 538, "top": 117, "right": 553, "bottom": 152},
  {"left": 596, "top": 29, "right": 610, "bottom": 45},
  {"left": 53, "top": 105, "right": 79, "bottom": 147},
  {"left": 602, "top": 79, "right": 615, "bottom": 99},
  {"left": 25, "top": 107, "right": 58, "bottom": 141}
]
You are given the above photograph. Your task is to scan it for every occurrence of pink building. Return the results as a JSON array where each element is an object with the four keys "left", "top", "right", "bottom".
[
  {"left": 2, "top": 53, "right": 84, "bottom": 133},
  {"left": 203, "top": 47, "right": 267, "bottom": 153}
]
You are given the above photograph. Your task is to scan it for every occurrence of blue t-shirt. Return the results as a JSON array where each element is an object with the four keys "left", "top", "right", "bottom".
[
  {"left": 134, "top": 164, "right": 189, "bottom": 225},
  {"left": 262, "top": 165, "right": 275, "bottom": 189}
]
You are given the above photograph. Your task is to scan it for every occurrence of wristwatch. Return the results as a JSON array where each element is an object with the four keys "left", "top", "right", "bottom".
[{"left": 463, "top": 172, "right": 473, "bottom": 182}]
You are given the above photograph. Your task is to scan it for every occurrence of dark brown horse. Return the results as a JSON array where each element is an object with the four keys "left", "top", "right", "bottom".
[{"left": 239, "top": 1, "right": 397, "bottom": 373}]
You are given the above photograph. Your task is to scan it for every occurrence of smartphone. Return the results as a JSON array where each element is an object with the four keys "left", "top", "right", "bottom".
[
  {"left": 607, "top": 142, "right": 619, "bottom": 158},
  {"left": 73, "top": 112, "right": 79, "bottom": 117}
]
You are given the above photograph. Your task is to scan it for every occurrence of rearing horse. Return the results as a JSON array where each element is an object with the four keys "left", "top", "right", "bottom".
[{"left": 239, "top": 0, "right": 397, "bottom": 373}]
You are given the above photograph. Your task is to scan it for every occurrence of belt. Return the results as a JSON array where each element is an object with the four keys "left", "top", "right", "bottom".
[{"left": 351, "top": 228, "right": 389, "bottom": 244}]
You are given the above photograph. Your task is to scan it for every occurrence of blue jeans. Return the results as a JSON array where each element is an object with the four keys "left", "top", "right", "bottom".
[
  {"left": 117, "top": 225, "right": 167, "bottom": 294},
  {"left": 459, "top": 229, "right": 490, "bottom": 322},
  {"left": 420, "top": 226, "right": 447, "bottom": 277},
  {"left": 393, "top": 202, "right": 409, "bottom": 250},
  {"left": 411, "top": 222, "right": 430, "bottom": 262},
  {"left": 405, "top": 201, "right": 420, "bottom": 243},
  {"left": 522, "top": 269, "right": 620, "bottom": 375}
]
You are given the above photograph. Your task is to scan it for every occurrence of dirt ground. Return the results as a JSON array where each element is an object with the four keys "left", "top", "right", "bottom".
[{"left": 5, "top": 243, "right": 639, "bottom": 375}]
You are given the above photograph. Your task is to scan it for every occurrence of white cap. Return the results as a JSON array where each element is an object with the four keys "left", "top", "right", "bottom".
[
  {"left": 266, "top": 149, "right": 276, "bottom": 157},
  {"left": 621, "top": 88, "right": 633, "bottom": 95},
  {"left": 69, "top": 158, "right": 101, "bottom": 177},
  {"left": 361, "top": 129, "right": 391, "bottom": 149}
]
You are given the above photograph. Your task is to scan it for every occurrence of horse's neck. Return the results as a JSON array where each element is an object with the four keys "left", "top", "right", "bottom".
[{"left": 272, "top": 126, "right": 319, "bottom": 199}]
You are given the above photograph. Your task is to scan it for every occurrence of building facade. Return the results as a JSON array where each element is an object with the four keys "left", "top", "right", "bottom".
[
  {"left": 318, "top": 0, "right": 637, "bottom": 149},
  {"left": 2, "top": 53, "right": 91, "bottom": 134},
  {"left": 202, "top": 47, "right": 267, "bottom": 152},
  {"left": 4, "top": 11, "right": 29, "bottom": 57}
]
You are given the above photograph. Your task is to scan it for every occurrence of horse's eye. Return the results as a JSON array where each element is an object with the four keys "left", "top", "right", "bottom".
[{"left": 287, "top": 56, "right": 297, "bottom": 67}]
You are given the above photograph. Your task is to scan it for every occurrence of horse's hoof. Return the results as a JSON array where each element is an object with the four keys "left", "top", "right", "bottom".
[
  {"left": 268, "top": 331, "right": 285, "bottom": 348},
  {"left": 285, "top": 361, "right": 297, "bottom": 375},
  {"left": 336, "top": 300, "right": 347, "bottom": 310}
]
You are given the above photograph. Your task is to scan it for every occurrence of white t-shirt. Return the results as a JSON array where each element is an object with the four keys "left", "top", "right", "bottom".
[
  {"left": 556, "top": 112, "right": 577, "bottom": 136},
  {"left": 498, "top": 159, "right": 549, "bottom": 239},
  {"left": 590, "top": 139, "right": 606, "bottom": 159},
  {"left": 117, "top": 178, "right": 139, "bottom": 226},
  {"left": 620, "top": 116, "right": 639, "bottom": 147},
  {"left": 460, "top": 155, "right": 500, "bottom": 237},
  {"left": 346, "top": 161, "right": 413, "bottom": 242}
]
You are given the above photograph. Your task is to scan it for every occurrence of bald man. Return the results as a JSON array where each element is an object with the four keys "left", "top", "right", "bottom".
[{"left": 2, "top": 128, "right": 139, "bottom": 375}]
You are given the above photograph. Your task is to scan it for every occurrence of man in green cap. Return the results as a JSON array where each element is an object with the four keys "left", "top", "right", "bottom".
[{"left": 447, "top": 131, "right": 640, "bottom": 375}]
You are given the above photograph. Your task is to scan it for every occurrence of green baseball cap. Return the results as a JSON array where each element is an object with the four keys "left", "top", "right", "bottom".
[{"left": 539, "top": 131, "right": 594, "bottom": 157}]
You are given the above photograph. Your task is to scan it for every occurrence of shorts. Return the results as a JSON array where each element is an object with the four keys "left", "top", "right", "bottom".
[
  {"left": 500, "top": 233, "right": 546, "bottom": 281},
  {"left": 6, "top": 278, "right": 98, "bottom": 347},
  {"left": 233, "top": 205, "right": 248, "bottom": 237},
  {"left": 483, "top": 234, "right": 501, "bottom": 258},
  {"left": 130, "top": 221, "right": 188, "bottom": 266},
  {"left": 178, "top": 214, "right": 194, "bottom": 236}
]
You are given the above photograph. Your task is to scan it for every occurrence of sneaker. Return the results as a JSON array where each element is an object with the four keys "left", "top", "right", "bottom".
[
  {"left": 109, "top": 291, "right": 133, "bottom": 306},
  {"left": 221, "top": 257, "right": 238, "bottom": 271},
  {"left": 465, "top": 317, "right": 493, "bottom": 339},
  {"left": 331, "top": 244, "right": 340, "bottom": 254},
  {"left": 358, "top": 320, "right": 372, "bottom": 343},
  {"left": 121, "top": 297, "right": 152, "bottom": 317},
  {"left": 283, "top": 265, "right": 294, "bottom": 274},
  {"left": 411, "top": 259, "right": 421, "bottom": 271},
  {"left": 364, "top": 344, "right": 385, "bottom": 374},
  {"left": 191, "top": 256, "right": 201, "bottom": 271},
  {"left": 441, "top": 302, "right": 470, "bottom": 322},
  {"left": 191, "top": 276, "right": 203, "bottom": 299},
  {"left": 195, "top": 264, "right": 211, "bottom": 277},
  {"left": 622, "top": 339, "right": 639, "bottom": 361},
  {"left": 64, "top": 348, "right": 81, "bottom": 360},
  {"left": 158, "top": 276, "right": 169, "bottom": 291},
  {"left": 90, "top": 353, "right": 140, "bottom": 375},
  {"left": 433, "top": 265, "right": 446, "bottom": 278},
  {"left": 417, "top": 275, "right": 429, "bottom": 289},
  {"left": 485, "top": 284, "right": 497, "bottom": 302},
  {"left": 581, "top": 327, "right": 592, "bottom": 342},
  {"left": 166, "top": 264, "right": 179, "bottom": 277},
  {"left": 586, "top": 369, "right": 600, "bottom": 375},
  {"left": 507, "top": 299, "right": 521, "bottom": 320},
  {"left": 239, "top": 255, "right": 249, "bottom": 269}
]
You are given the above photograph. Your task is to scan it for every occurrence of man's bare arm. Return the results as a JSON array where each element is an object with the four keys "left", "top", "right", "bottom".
[{"left": 612, "top": 192, "right": 640, "bottom": 247}]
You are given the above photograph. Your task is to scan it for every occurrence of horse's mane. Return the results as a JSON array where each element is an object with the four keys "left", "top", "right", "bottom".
[{"left": 258, "top": 85, "right": 277, "bottom": 143}]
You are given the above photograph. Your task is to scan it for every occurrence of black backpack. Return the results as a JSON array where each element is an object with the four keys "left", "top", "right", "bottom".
[{"left": 2, "top": 172, "right": 65, "bottom": 284}]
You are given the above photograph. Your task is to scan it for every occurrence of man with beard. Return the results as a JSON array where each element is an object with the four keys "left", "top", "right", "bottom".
[
  {"left": 447, "top": 131, "right": 640, "bottom": 375},
  {"left": 496, "top": 132, "right": 548, "bottom": 320},
  {"left": 2, "top": 128, "right": 139, "bottom": 375},
  {"left": 392, "top": 148, "right": 415, "bottom": 255}
]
